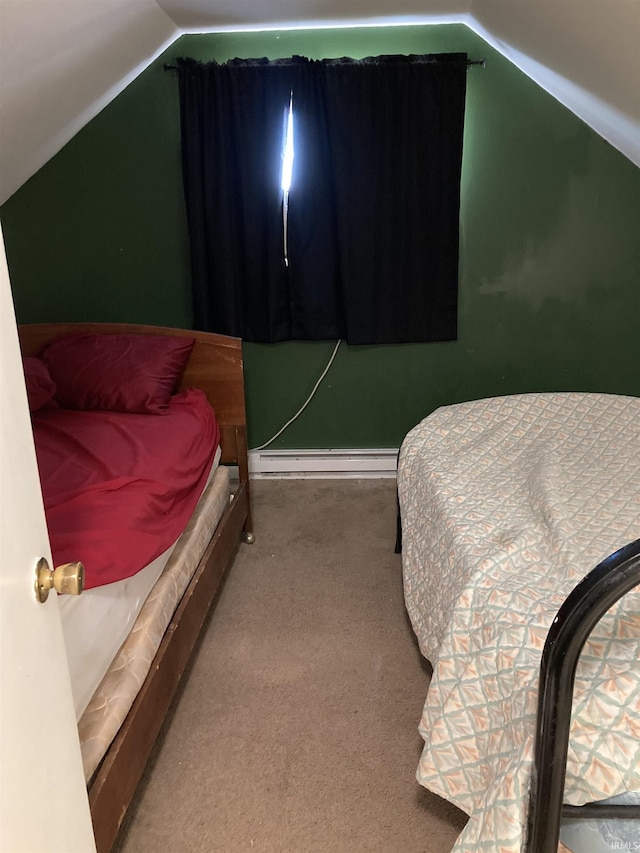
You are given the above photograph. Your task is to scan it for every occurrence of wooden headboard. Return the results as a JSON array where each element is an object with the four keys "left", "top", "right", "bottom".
[{"left": 18, "top": 323, "right": 249, "bottom": 477}]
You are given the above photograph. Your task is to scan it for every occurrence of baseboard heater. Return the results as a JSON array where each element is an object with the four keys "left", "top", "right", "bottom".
[{"left": 248, "top": 448, "right": 399, "bottom": 479}]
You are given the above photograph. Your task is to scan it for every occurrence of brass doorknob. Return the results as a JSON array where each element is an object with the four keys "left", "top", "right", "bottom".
[{"left": 35, "top": 557, "right": 85, "bottom": 603}]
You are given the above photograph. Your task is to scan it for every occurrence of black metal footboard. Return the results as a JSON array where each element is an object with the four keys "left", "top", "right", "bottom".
[{"left": 526, "top": 538, "right": 640, "bottom": 853}]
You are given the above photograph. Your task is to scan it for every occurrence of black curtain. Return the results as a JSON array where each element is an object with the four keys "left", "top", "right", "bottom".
[
  {"left": 177, "top": 57, "right": 295, "bottom": 341},
  {"left": 177, "top": 53, "right": 467, "bottom": 344}
]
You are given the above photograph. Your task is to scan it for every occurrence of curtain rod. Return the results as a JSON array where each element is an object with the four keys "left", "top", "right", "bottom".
[{"left": 163, "top": 58, "right": 486, "bottom": 71}]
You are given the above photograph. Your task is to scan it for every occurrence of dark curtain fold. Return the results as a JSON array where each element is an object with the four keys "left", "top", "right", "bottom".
[
  {"left": 285, "top": 61, "right": 345, "bottom": 340},
  {"left": 177, "top": 53, "right": 467, "bottom": 345},
  {"left": 319, "top": 54, "right": 467, "bottom": 344},
  {"left": 178, "top": 58, "right": 295, "bottom": 341}
]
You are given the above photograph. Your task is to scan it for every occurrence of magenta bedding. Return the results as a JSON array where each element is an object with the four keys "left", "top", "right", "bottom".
[{"left": 32, "top": 388, "right": 220, "bottom": 589}]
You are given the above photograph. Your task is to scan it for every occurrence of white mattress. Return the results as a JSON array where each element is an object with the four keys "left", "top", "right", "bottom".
[{"left": 61, "top": 446, "right": 221, "bottom": 720}]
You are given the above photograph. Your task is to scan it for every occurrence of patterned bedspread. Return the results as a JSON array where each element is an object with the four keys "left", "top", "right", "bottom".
[{"left": 398, "top": 392, "right": 640, "bottom": 852}]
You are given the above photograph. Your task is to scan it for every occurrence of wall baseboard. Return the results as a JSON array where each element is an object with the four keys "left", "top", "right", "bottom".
[{"left": 248, "top": 448, "right": 399, "bottom": 479}]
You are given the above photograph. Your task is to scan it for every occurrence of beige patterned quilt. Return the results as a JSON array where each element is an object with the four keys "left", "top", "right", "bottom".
[{"left": 398, "top": 392, "right": 640, "bottom": 852}]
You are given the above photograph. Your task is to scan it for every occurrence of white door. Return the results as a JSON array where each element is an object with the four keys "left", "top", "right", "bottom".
[{"left": 0, "top": 231, "right": 95, "bottom": 852}]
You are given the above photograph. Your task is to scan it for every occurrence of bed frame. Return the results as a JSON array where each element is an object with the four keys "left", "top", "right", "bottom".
[
  {"left": 19, "top": 322, "right": 252, "bottom": 853},
  {"left": 526, "top": 537, "right": 640, "bottom": 853}
]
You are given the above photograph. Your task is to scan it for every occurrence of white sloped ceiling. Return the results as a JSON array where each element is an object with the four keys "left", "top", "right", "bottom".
[
  {"left": 470, "top": 0, "right": 640, "bottom": 170},
  {"left": 0, "top": 0, "right": 179, "bottom": 204},
  {"left": 156, "top": 0, "right": 472, "bottom": 30},
  {"left": 0, "top": 0, "right": 638, "bottom": 206}
]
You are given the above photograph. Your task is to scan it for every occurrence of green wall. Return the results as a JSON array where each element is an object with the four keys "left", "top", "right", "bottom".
[{"left": 2, "top": 25, "right": 639, "bottom": 449}]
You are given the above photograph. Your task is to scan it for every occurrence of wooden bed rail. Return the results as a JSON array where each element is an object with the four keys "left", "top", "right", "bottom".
[
  {"left": 89, "top": 483, "right": 249, "bottom": 852},
  {"left": 526, "top": 538, "right": 640, "bottom": 852}
]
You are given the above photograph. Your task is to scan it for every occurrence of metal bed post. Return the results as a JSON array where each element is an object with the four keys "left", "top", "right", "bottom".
[{"left": 526, "top": 538, "right": 640, "bottom": 852}]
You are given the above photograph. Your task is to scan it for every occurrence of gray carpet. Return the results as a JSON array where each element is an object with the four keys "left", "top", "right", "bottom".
[{"left": 115, "top": 479, "right": 467, "bottom": 852}]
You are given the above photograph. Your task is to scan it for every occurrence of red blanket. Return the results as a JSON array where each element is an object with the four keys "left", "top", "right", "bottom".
[{"left": 32, "top": 389, "right": 220, "bottom": 589}]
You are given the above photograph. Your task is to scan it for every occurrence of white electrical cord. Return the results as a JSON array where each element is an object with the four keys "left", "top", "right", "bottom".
[{"left": 251, "top": 339, "right": 342, "bottom": 451}]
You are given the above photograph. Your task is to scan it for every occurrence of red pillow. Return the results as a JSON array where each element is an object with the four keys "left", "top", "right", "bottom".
[
  {"left": 23, "top": 357, "right": 57, "bottom": 412},
  {"left": 41, "top": 334, "right": 195, "bottom": 414}
]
